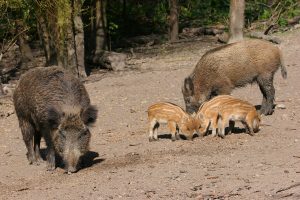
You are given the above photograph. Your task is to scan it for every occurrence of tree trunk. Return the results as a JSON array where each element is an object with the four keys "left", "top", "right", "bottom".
[
  {"left": 73, "top": 0, "right": 87, "bottom": 77},
  {"left": 52, "top": 5, "right": 65, "bottom": 68},
  {"left": 0, "top": 84, "right": 4, "bottom": 96},
  {"left": 228, "top": 0, "right": 245, "bottom": 44},
  {"left": 168, "top": 0, "right": 179, "bottom": 42},
  {"left": 66, "top": 24, "right": 77, "bottom": 75},
  {"left": 15, "top": 20, "right": 35, "bottom": 69},
  {"left": 36, "top": 12, "right": 57, "bottom": 66},
  {"left": 94, "top": 0, "right": 107, "bottom": 55}
]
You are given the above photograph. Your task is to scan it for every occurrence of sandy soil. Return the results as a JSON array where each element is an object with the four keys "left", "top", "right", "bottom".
[{"left": 0, "top": 29, "right": 300, "bottom": 200}]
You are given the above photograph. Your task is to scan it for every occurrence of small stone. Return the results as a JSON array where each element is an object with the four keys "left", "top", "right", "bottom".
[
  {"left": 281, "top": 114, "right": 288, "bottom": 120},
  {"left": 294, "top": 24, "right": 300, "bottom": 29},
  {"left": 276, "top": 104, "right": 286, "bottom": 109},
  {"left": 190, "top": 185, "right": 202, "bottom": 191}
]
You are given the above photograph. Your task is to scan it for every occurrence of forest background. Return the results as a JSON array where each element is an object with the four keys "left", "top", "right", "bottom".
[{"left": 0, "top": 0, "right": 299, "bottom": 81}]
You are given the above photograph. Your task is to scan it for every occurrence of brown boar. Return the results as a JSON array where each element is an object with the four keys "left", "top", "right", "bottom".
[
  {"left": 147, "top": 102, "right": 199, "bottom": 141},
  {"left": 182, "top": 39, "right": 287, "bottom": 115},
  {"left": 13, "top": 66, "right": 98, "bottom": 173}
]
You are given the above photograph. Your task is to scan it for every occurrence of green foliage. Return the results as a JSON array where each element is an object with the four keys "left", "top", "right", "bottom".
[
  {"left": 246, "top": 0, "right": 300, "bottom": 28},
  {"left": 0, "top": 0, "right": 38, "bottom": 43},
  {"left": 179, "top": 0, "right": 230, "bottom": 27},
  {"left": 1, "top": 0, "right": 300, "bottom": 49},
  {"left": 107, "top": 0, "right": 169, "bottom": 41}
]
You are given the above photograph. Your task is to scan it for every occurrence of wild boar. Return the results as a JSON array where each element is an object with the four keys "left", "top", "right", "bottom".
[
  {"left": 196, "top": 95, "right": 260, "bottom": 138},
  {"left": 147, "top": 102, "right": 199, "bottom": 141},
  {"left": 196, "top": 95, "right": 236, "bottom": 137},
  {"left": 13, "top": 66, "right": 98, "bottom": 173},
  {"left": 217, "top": 103, "right": 261, "bottom": 138},
  {"left": 182, "top": 39, "right": 287, "bottom": 115}
]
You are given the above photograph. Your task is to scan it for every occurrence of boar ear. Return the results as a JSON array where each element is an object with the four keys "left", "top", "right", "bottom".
[
  {"left": 48, "top": 106, "right": 61, "bottom": 129},
  {"left": 82, "top": 105, "right": 98, "bottom": 125},
  {"left": 198, "top": 113, "right": 204, "bottom": 120},
  {"left": 182, "top": 77, "right": 194, "bottom": 95}
]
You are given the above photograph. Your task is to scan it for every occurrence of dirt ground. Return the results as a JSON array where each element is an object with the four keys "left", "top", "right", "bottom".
[{"left": 0, "top": 29, "right": 300, "bottom": 200}]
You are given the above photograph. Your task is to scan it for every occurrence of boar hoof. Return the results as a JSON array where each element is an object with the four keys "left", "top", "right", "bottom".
[
  {"left": 32, "top": 159, "right": 43, "bottom": 166},
  {"left": 260, "top": 108, "right": 274, "bottom": 116},
  {"left": 26, "top": 153, "right": 37, "bottom": 165},
  {"left": 219, "top": 134, "right": 225, "bottom": 139},
  {"left": 66, "top": 167, "right": 77, "bottom": 174},
  {"left": 248, "top": 132, "right": 255, "bottom": 136},
  {"left": 149, "top": 137, "right": 155, "bottom": 142},
  {"left": 46, "top": 163, "right": 56, "bottom": 171}
]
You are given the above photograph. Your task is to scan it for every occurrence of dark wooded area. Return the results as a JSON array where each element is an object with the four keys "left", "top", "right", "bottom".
[{"left": 0, "top": 0, "right": 299, "bottom": 82}]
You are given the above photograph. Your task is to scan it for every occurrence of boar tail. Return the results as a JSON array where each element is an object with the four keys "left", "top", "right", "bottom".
[{"left": 279, "top": 51, "right": 287, "bottom": 79}]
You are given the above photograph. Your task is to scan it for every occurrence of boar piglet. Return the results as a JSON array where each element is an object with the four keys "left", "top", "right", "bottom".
[
  {"left": 217, "top": 103, "right": 261, "bottom": 138},
  {"left": 196, "top": 95, "right": 236, "bottom": 137},
  {"left": 147, "top": 102, "right": 200, "bottom": 141},
  {"left": 13, "top": 66, "right": 98, "bottom": 174},
  {"left": 196, "top": 95, "right": 261, "bottom": 138},
  {"left": 183, "top": 39, "right": 287, "bottom": 115}
]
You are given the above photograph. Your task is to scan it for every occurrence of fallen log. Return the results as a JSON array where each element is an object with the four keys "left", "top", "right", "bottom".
[
  {"left": 247, "top": 32, "right": 281, "bottom": 44},
  {"left": 91, "top": 51, "right": 128, "bottom": 71}
]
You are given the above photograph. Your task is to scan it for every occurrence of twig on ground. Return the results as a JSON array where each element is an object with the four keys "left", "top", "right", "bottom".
[
  {"left": 276, "top": 182, "right": 300, "bottom": 193},
  {"left": 293, "top": 155, "right": 300, "bottom": 158}
]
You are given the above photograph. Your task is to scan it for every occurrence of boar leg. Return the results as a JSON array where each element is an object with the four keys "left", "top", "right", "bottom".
[
  {"left": 34, "top": 133, "right": 43, "bottom": 163},
  {"left": 228, "top": 121, "right": 235, "bottom": 135},
  {"left": 175, "top": 126, "right": 181, "bottom": 140},
  {"left": 211, "top": 118, "right": 219, "bottom": 137},
  {"left": 218, "top": 117, "right": 228, "bottom": 139},
  {"left": 153, "top": 122, "right": 159, "bottom": 141},
  {"left": 149, "top": 119, "right": 159, "bottom": 142},
  {"left": 19, "top": 120, "right": 37, "bottom": 164},
  {"left": 167, "top": 121, "right": 177, "bottom": 141},
  {"left": 244, "top": 118, "right": 255, "bottom": 136},
  {"left": 46, "top": 146, "right": 56, "bottom": 171},
  {"left": 43, "top": 132, "right": 56, "bottom": 170},
  {"left": 257, "top": 75, "right": 275, "bottom": 115}
]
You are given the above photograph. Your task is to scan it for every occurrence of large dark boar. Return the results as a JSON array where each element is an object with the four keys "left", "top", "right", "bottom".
[
  {"left": 182, "top": 39, "right": 287, "bottom": 115},
  {"left": 13, "top": 66, "right": 97, "bottom": 173}
]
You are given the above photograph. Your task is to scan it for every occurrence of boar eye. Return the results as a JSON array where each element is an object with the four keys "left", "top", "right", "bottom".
[{"left": 79, "top": 130, "right": 89, "bottom": 139}]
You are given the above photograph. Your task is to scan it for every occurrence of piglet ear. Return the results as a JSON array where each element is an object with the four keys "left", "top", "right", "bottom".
[
  {"left": 48, "top": 106, "right": 61, "bottom": 129},
  {"left": 198, "top": 113, "right": 204, "bottom": 121},
  {"left": 82, "top": 105, "right": 98, "bottom": 125}
]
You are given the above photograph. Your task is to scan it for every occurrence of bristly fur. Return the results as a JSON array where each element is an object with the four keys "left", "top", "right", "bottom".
[{"left": 13, "top": 66, "right": 98, "bottom": 173}]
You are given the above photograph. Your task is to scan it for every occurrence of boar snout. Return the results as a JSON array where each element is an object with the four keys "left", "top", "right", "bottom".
[
  {"left": 187, "top": 134, "right": 194, "bottom": 141},
  {"left": 64, "top": 147, "right": 82, "bottom": 174}
]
